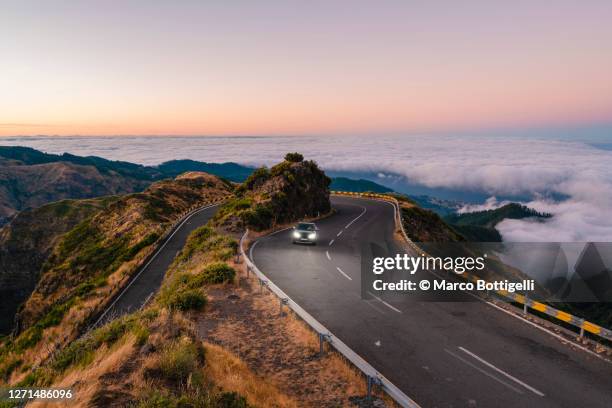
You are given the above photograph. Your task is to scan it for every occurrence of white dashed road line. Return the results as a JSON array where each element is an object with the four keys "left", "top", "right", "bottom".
[
  {"left": 336, "top": 267, "right": 352, "bottom": 281},
  {"left": 458, "top": 347, "right": 545, "bottom": 397},
  {"left": 344, "top": 205, "right": 367, "bottom": 229},
  {"left": 337, "top": 230, "right": 343, "bottom": 237},
  {"left": 328, "top": 239, "right": 335, "bottom": 246},
  {"left": 367, "top": 291, "right": 403, "bottom": 314},
  {"left": 444, "top": 349, "right": 524, "bottom": 395}
]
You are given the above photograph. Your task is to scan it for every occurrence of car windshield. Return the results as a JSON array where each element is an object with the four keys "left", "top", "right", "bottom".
[{"left": 297, "top": 223, "right": 315, "bottom": 231}]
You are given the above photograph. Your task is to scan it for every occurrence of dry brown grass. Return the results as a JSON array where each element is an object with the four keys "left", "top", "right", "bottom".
[
  {"left": 204, "top": 342, "right": 298, "bottom": 408},
  {"left": 28, "top": 335, "right": 137, "bottom": 408},
  {"left": 197, "top": 272, "right": 395, "bottom": 407}
]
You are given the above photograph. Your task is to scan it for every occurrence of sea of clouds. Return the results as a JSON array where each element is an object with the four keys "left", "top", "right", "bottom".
[{"left": 4, "top": 135, "right": 611, "bottom": 242}]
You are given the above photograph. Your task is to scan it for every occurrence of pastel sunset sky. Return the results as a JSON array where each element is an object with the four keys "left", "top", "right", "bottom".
[{"left": 2, "top": 1, "right": 612, "bottom": 136}]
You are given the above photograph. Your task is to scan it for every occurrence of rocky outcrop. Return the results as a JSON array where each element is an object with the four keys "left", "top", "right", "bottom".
[{"left": 215, "top": 154, "right": 331, "bottom": 231}]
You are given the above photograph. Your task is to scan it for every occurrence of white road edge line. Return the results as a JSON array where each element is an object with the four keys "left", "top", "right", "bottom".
[
  {"left": 444, "top": 349, "right": 524, "bottom": 395},
  {"left": 249, "top": 239, "right": 259, "bottom": 260},
  {"left": 344, "top": 205, "right": 367, "bottom": 229},
  {"left": 458, "top": 346, "right": 545, "bottom": 397},
  {"left": 329, "top": 239, "right": 335, "bottom": 246},
  {"left": 367, "top": 291, "right": 403, "bottom": 314},
  {"left": 336, "top": 267, "right": 353, "bottom": 281},
  {"left": 326, "top": 251, "right": 331, "bottom": 261},
  {"left": 364, "top": 300, "right": 387, "bottom": 315},
  {"left": 93, "top": 203, "right": 218, "bottom": 327}
]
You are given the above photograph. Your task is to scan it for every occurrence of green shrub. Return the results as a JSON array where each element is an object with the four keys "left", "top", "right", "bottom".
[
  {"left": 52, "top": 314, "right": 134, "bottom": 373},
  {"left": 213, "top": 198, "right": 253, "bottom": 226},
  {"left": 164, "top": 288, "right": 207, "bottom": 311},
  {"left": 51, "top": 338, "right": 96, "bottom": 372},
  {"left": 241, "top": 204, "right": 273, "bottom": 231},
  {"left": 93, "top": 318, "right": 130, "bottom": 344},
  {"left": 136, "top": 391, "right": 219, "bottom": 408},
  {"left": 37, "top": 299, "right": 76, "bottom": 329},
  {"left": 122, "top": 232, "right": 159, "bottom": 261},
  {"left": 269, "top": 161, "right": 292, "bottom": 177},
  {"left": 16, "top": 368, "right": 54, "bottom": 388},
  {"left": 136, "top": 393, "right": 176, "bottom": 408},
  {"left": 0, "top": 357, "right": 22, "bottom": 381},
  {"left": 217, "top": 392, "right": 249, "bottom": 408},
  {"left": 157, "top": 340, "right": 205, "bottom": 382},
  {"left": 195, "top": 262, "right": 235, "bottom": 285},
  {"left": 15, "top": 327, "right": 42, "bottom": 353},
  {"left": 177, "top": 227, "right": 237, "bottom": 263},
  {"left": 132, "top": 324, "right": 150, "bottom": 346},
  {"left": 190, "top": 225, "right": 214, "bottom": 242},
  {"left": 284, "top": 152, "right": 303, "bottom": 162},
  {"left": 244, "top": 166, "right": 270, "bottom": 190},
  {"left": 179, "top": 226, "right": 214, "bottom": 261}
]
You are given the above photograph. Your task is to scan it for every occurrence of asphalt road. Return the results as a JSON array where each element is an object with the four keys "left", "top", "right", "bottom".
[
  {"left": 94, "top": 204, "right": 219, "bottom": 326},
  {"left": 250, "top": 196, "right": 612, "bottom": 408}
]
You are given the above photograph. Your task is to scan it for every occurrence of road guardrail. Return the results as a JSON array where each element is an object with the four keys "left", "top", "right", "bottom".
[
  {"left": 240, "top": 230, "right": 421, "bottom": 408},
  {"left": 331, "top": 191, "right": 612, "bottom": 344}
]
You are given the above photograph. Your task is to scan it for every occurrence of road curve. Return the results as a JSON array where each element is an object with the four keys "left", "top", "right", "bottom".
[
  {"left": 94, "top": 204, "right": 220, "bottom": 326},
  {"left": 250, "top": 195, "right": 612, "bottom": 408}
]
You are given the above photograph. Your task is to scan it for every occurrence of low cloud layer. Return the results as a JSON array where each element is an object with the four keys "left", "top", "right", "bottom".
[{"left": 5, "top": 135, "right": 612, "bottom": 242}]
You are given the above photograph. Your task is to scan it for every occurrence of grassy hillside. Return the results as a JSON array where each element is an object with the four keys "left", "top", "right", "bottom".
[
  {"left": 0, "top": 146, "right": 161, "bottom": 180},
  {"left": 8, "top": 226, "right": 252, "bottom": 407},
  {"left": 0, "top": 173, "right": 232, "bottom": 384},
  {"left": 0, "top": 147, "right": 243, "bottom": 224},
  {"left": 0, "top": 159, "right": 151, "bottom": 224},
  {"left": 397, "top": 197, "right": 465, "bottom": 242},
  {"left": 1, "top": 156, "right": 367, "bottom": 406},
  {"left": 0, "top": 197, "right": 118, "bottom": 334}
]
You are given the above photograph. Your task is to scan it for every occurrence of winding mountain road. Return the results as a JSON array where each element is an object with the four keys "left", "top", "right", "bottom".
[
  {"left": 94, "top": 204, "right": 220, "bottom": 327},
  {"left": 250, "top": 196, "right": 612, "bottom": 408}
]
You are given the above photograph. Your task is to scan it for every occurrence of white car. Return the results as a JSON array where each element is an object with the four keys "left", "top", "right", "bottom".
[{"left": 292, "top": 222, "right": 318, "bottom": 245}]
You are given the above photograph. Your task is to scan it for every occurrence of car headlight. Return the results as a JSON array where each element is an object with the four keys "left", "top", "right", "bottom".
[
  {"left": 293, "top": 231, "right": 301, "bottom": 238},
  {"left": 308, "top": 232, "right": 316, "bottom": 240}
]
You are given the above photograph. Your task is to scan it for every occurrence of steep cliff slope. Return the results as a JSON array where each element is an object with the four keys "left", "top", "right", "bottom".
[
  {"left": 0, "top": 172, "right": 232, "bottom": 384},
  {"left": 0, "top": 197, "right": 116, "bottom": 334}
]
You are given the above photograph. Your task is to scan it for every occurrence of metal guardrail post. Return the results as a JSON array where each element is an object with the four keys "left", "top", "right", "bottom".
[
  {"left": 279, "top": 298, "right": 289, "bottom": 316},
  {"left": 318, "top": 333, "right": 330, "bottom": 356}
]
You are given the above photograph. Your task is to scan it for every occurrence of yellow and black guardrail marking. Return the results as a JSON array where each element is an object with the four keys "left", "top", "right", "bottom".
[{"left": 331, "top": 190, "right": 612, "bottom": 343}]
